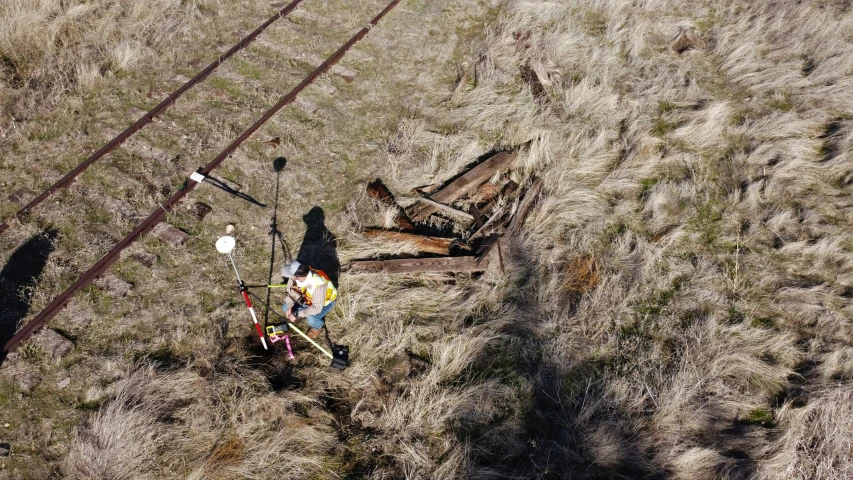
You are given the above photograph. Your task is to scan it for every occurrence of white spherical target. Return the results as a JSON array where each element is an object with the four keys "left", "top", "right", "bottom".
[{"left": 215, "top": 236, "right": 236, "bottom": 254}]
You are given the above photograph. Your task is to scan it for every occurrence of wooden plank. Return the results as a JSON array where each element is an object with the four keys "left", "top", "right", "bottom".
[
  {"left": 366, "top": 179, "right": 416, "bottom": 231},
  {"left": 363, "top": 229, "right": 455, "bottom": 255},
  {"left": 479, "top": 234, "right": 509, "bottom": 269},
  {"left": 477, "top": 180, "right": 518, "bottom": 218},
  {"left": 414, "top": 197, "right": 474, "bottom": 220},
  {"left": 348, "top": 256, "right": 487, "bottom": 274},
  {"left": 508, "top": 176, "right": 543, "bottom": 235},
  {"left": 470, "top": 206, "right": 483, "bottom": 228},
  {"left": 468, "top": 207, "right": 509, "bottom": 242},
  {"left": 472, "top": 177, "right": 544, "bottom": 260},
  {"left": 408, "top": 151, "right": 517, "bottom": 222}
]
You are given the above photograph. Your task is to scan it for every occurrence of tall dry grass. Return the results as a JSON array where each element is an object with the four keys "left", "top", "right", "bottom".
[
  {"left": 64, "top": 363, "right": 337, "bottom": 479},
  {"left": 0, "top": 0, "right": 226, "bottom": 119}
]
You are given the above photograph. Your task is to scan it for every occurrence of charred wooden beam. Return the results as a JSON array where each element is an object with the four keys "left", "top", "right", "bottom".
[
  {"left": 470, "top": 206, "right": 483, "bottom": 228},
  {"left": 363, "top": 229, "right": 456, "bottom": 255},
  {"left": 366, "top": 179, "right": 416, "bottom": 232},
  {"left": 408, "top": 151, "right": 517, "bottom": 222},
  {"left": 348, "top": 256, "right": 487, "bottom": 274},
  {"left": 411, "top": 184, "right": 438, "bottom": 195}
]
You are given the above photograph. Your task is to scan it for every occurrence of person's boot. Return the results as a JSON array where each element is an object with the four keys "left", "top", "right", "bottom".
[{"left": 307, "top": 327, "right": 322, "bottom": 339}]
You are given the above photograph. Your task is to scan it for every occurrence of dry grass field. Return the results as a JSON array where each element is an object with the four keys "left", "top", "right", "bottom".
[{"left": 2, "top": 0, "right": 853, "bottom": 479}]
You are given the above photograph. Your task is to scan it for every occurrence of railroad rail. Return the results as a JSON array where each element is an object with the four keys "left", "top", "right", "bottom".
[
  {"left": 0, "top": 0, "right": 306, "bottom": 235},
  {"left": 2, "top": 0, "right": 403, "bottom": 355}
]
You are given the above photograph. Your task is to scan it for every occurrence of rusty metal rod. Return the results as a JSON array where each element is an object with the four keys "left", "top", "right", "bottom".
[
  {"left": 0, "top": 0, "right": 306, "bottom": 235},
  {"left": 3, "top": 0, "right": 402, "bottom": 354}
]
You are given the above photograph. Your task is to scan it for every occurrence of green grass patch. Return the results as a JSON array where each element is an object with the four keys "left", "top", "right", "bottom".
[
  {"left": 767, "top": 91, "right": 793, "bottom": 112},
  {"left": 581, "top": 10, "right": 608, "bottom": 37},
  {"left": 634, "top": 276, "right": 686, "bottom": 319},
  {"left": 688, "top": 199, "right": 724, "bottom": 247},
  {"left": 207, "top": 76, "right": 243, "bottom": 98},
  {"left": 651, "top": 117, "right": 680, "bottom": 137},
  {"left": 657, "top": 100, "right": 677, "bottom": 114},
  {"left": 745, "top": 407, "right": 774, "bottom": 426},
  {"left": 751, "top": 316, "right": 776, "bottom": 329},
  {"left": 640, "top": 177, "right": 658, "bottom": 196},
  {"left": 231, "top": 57, "right": 265, "bottom": 81}
]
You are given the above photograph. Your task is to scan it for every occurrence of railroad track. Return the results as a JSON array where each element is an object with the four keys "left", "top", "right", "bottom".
[{"left": 2, "top": 0, "right": 403, "bottom": 355}]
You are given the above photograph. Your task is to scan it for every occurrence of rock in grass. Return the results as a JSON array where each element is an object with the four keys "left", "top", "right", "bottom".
[
  {"left": 332, "top": 65, "right": 357, "bottom": 83},
  {"left": 130, "top": 251, "right": 157, "bottom": 268},
  {"left": 14, "top": 371, "right": 41, "bottom": 394},
  {"left": 126, "top": 106, "right": 146, "bottom": 119},
  {"left": 150, "top": 223, "right": 189, "bottom": 247},
  {"left": 57, "top": 377, "right": 71, "bottom": 389},
  {"left": 33, "top": 329, "right": 74, "bottom": 365},
  {"left": 93, "top": 273, "right": 133, "bottom": 297},
  {"left": 0, "top": 442, "right": 10, "bottom": 457},
  {"left": 192, "top": 202, "right": 213, "bottom": 220}
]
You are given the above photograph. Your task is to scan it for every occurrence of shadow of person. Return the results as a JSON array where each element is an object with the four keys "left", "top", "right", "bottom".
[
  {"left": 296, "top": 206, "right": 340, "bottom": 287},
  {"left": 0, "top": 229, "right": 57, "bottom": 365}
]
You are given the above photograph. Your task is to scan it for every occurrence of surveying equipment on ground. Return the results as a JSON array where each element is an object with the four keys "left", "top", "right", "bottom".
[
  {"left": 216, "top": 236, "right": 268, "bottom": 350},
  {"left": 266, "top": 324, "right": 295, "bottom": 359},
  {"left": 330, "top": 344, "right": 349, "bottom": 370},
  {"left": 216, "top": 236, "right": 350, "bottom": 369}
]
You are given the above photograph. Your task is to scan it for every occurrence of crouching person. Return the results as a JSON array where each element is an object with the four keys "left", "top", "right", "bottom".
[{"left": 279, "top": 261, "right": 337, "bottom": 339}]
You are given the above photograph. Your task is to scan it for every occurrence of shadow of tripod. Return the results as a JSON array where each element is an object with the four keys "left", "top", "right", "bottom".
[{"left": 264, "top": 157, "right": 293, "bottom": 329}]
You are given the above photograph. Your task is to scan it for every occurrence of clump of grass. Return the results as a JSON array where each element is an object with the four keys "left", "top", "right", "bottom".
[
  {"left": 565, "top": 254, "right": 599, "bottom": 294},
  {"left": 745, "top": 407, "right": 774, "bottom": 426}
]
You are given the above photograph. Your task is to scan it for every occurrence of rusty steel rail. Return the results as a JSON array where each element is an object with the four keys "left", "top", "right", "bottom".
[
  {"left": 3, "top": 0, "right": 403, "bottom": 355},
  {"left": 0, "top": 0, "right": 306, "bottom": 235}
]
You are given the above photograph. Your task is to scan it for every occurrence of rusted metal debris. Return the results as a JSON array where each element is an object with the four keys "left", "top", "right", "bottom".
[
  {"left": 353, "top": 151, "right": 544, "bottom": 275},
  {"left": 366, "top": 178, "right": 416, "bottom": 231}
]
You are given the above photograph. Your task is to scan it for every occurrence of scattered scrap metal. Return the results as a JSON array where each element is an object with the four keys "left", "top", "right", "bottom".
[{"left": 349, "top": 151, "right": 544, "bottom": 274}]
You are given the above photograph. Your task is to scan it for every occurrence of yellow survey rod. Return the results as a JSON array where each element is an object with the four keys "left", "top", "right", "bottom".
[{"left": 285, "top": 321, "right": 333, "bottom": 359}]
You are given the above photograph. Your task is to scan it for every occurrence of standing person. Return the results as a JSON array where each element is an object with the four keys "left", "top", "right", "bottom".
[{"left": 278, "top": 261, "right": 337, "bottom": 339}]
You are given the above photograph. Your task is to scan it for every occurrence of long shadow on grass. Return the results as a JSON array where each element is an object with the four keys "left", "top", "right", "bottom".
[
  {"left": 0, "top": 229, "right": 57, "bottom": 366},
  {"left": 457, "top": 245, "right": 763, "bottom": 479},
  {"left": 455, "top": 241, "right": 670, "bottom": 479}
]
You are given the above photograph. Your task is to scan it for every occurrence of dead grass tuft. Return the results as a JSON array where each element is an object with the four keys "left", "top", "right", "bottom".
[
  {"left": 204, "top": 436, "right": 246, "bottom": 478},
  {"left": 564, "top": 254, "right": 599, "bottom": 294}
]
